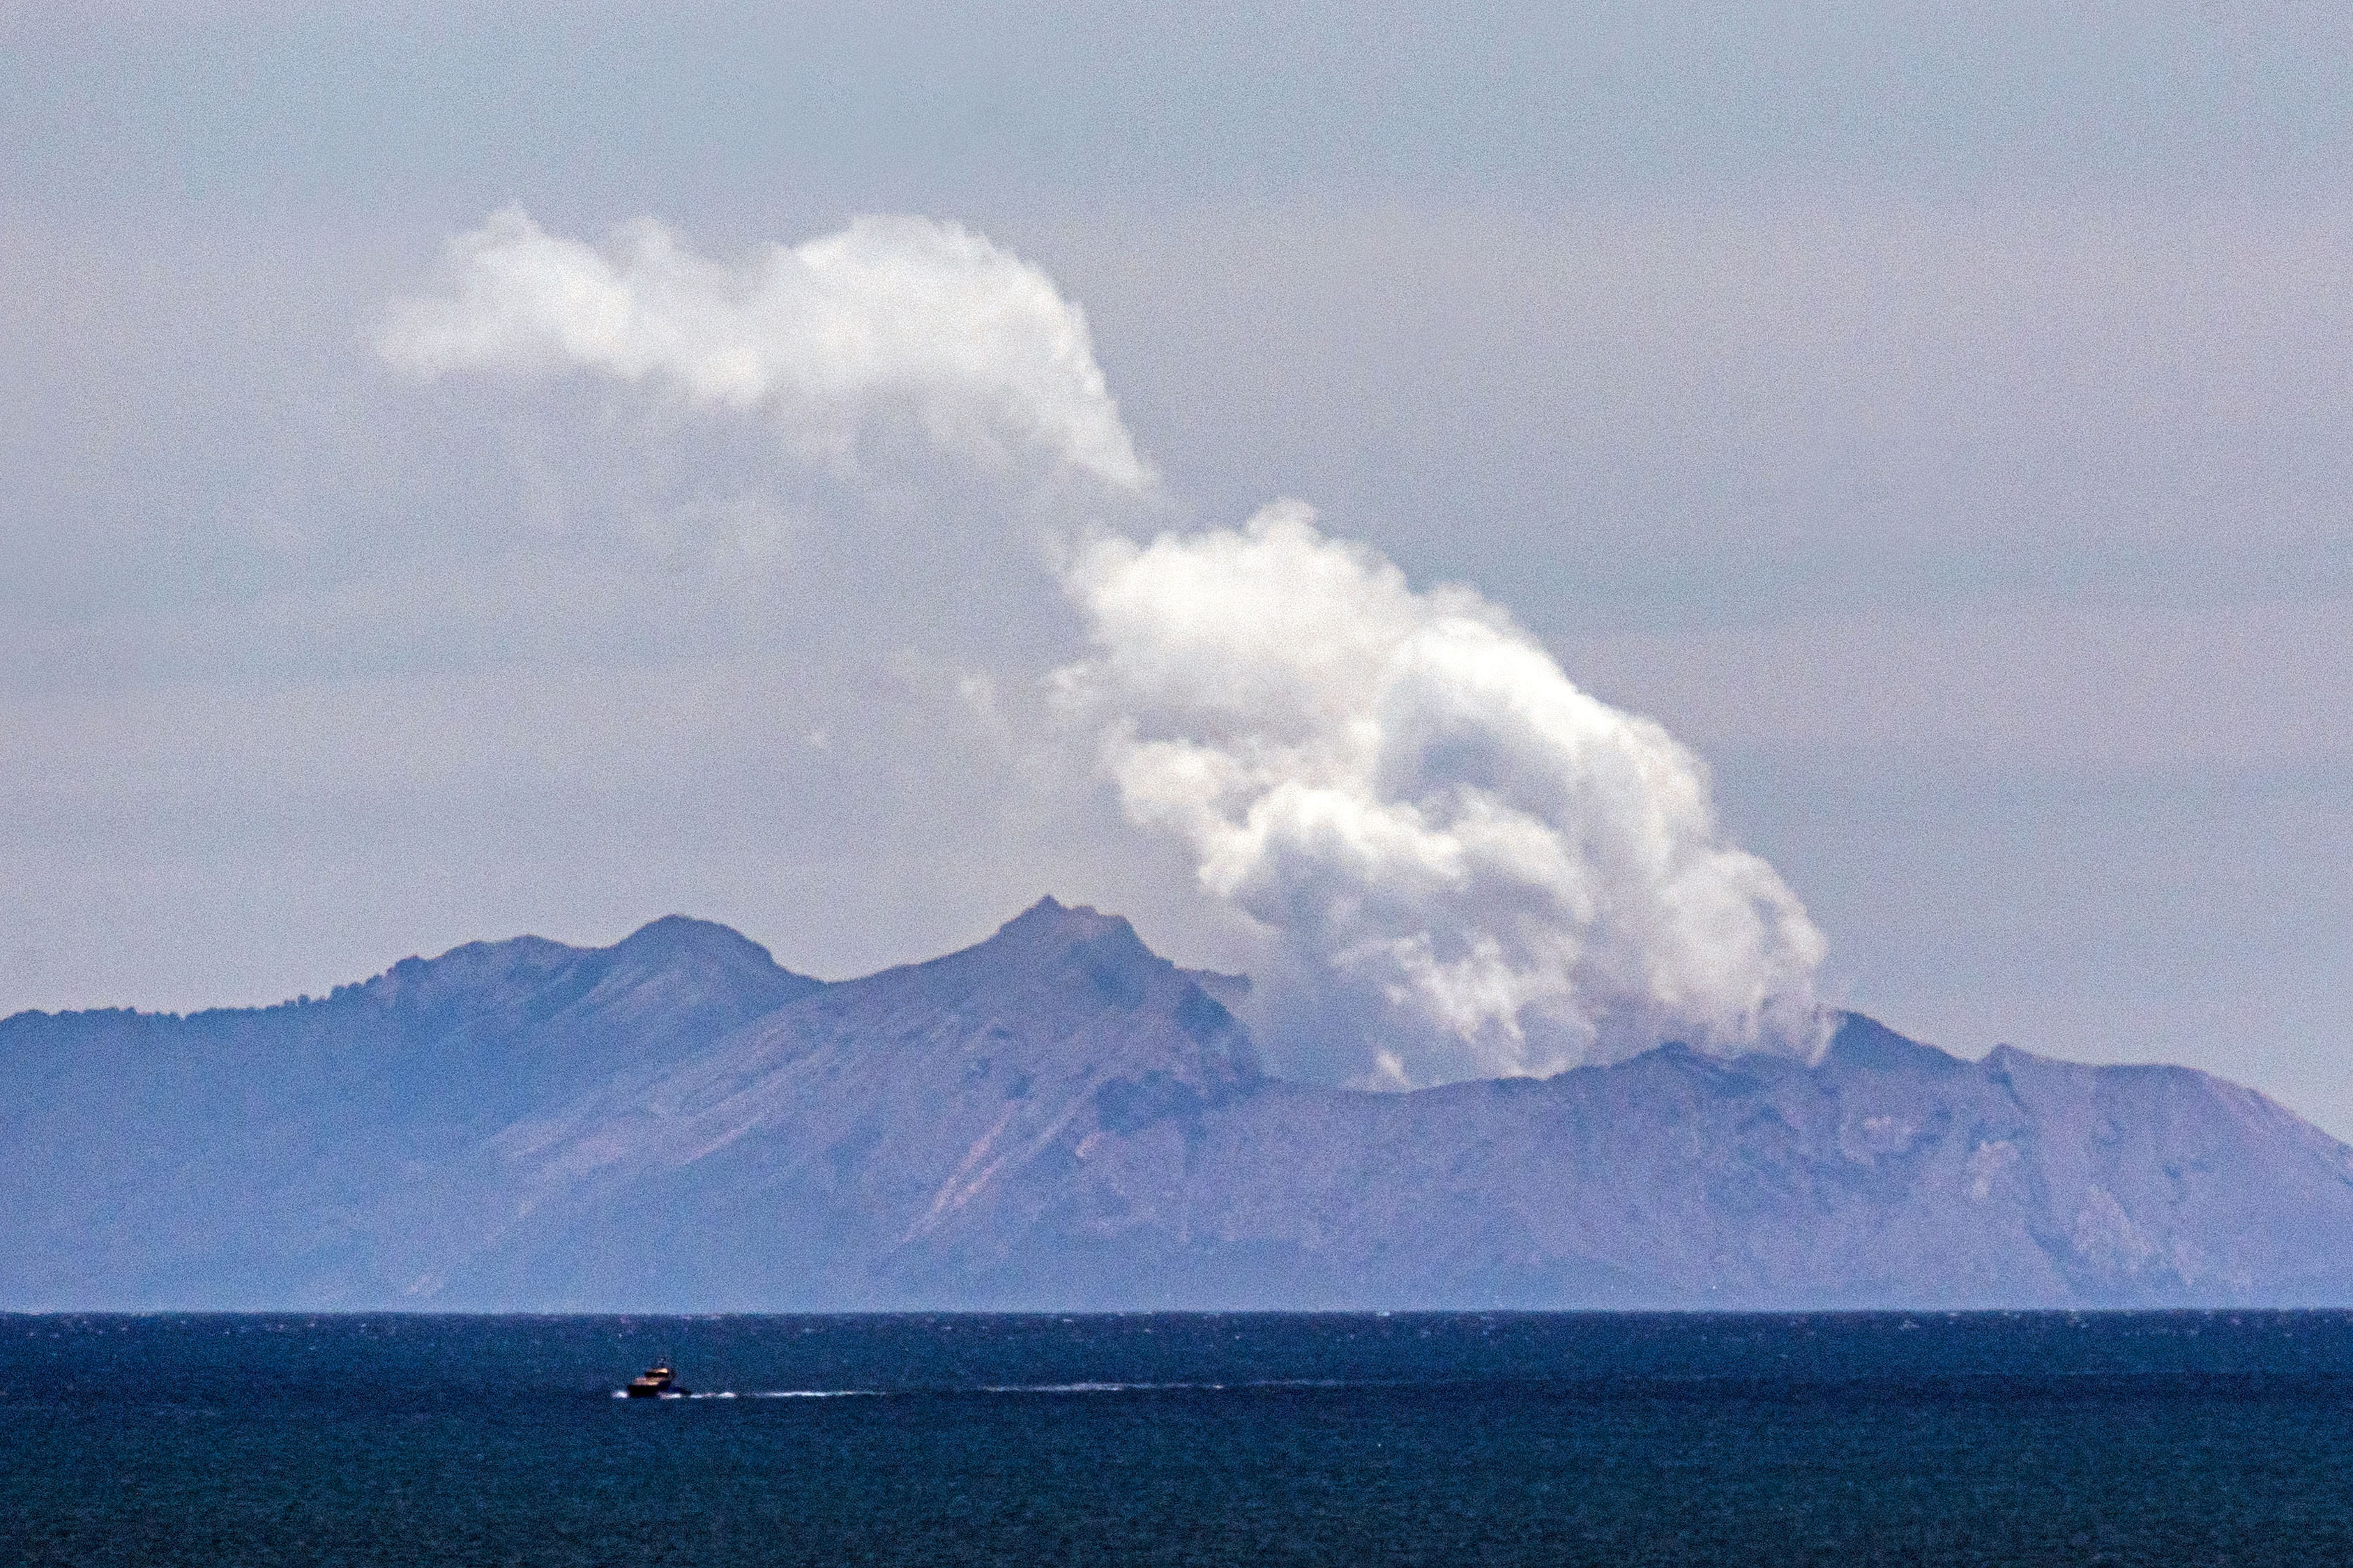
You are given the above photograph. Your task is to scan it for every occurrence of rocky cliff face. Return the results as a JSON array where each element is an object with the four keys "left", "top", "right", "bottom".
[{"left": 6, "top": 899, "right": 2352, "bottom": 1309}]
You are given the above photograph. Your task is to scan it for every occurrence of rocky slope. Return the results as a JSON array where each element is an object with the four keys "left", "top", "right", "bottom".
[
  {"left": 0, "top": 916, "right": 815, "bottom": 1307},
  {"left": 6, "top": 899, "right": 2351, "bottom": 1309}
]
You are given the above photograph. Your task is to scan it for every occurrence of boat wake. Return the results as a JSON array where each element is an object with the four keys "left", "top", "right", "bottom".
[
  {"left": 978, "top": 1379, "right": 1353, "bottom": 1394},
  {"left": 613, "top": 1389, "right": 885, "bottom": 1399},
  {"left": 616, "top": 1380, "right": 1358, "bottom": 1399}
]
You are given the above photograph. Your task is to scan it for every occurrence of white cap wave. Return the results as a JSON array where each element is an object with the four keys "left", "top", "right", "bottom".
[{"left": 379, "top": 210, "right": 1829, "bottom": 1086}]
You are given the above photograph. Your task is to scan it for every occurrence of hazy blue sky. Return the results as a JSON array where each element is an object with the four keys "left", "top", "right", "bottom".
[{"left": 5, "top": 3, "right": 2351, "bottom": 1123}]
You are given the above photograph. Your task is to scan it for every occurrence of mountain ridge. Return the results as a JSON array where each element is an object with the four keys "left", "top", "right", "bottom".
[{"left": 6, "top": 897, "right": 2350, "bottom": 1311}]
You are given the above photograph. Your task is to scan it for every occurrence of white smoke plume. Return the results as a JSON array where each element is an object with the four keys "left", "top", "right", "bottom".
[
  {"left": 376, "top": 208, "right": 1152, "bottom": 492},
  {"left": 380, "top": 210, "right": 1829, "bottom": 1086},
  {"left": 1054, "top": 502, "right": 1827, "bottom": 1085}
]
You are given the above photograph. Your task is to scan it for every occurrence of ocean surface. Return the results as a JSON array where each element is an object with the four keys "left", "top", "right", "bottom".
[{"left": 6, "top": 1313, "right": 2353, "bottom": 1566}]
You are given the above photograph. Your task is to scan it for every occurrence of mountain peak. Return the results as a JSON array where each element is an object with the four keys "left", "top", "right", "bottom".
[
  {"left": 984, "top": 897, "right": 1171, "bottom": 975},
  {"left": 787, "top": 895, "right": 1264, "bottom": 1109},
  {"left": 1823, "top": 1012, "right": 1967, "bottom": 1076},
  {"left": 610, "top": 914, "right": 796, "bottom": 975},
  {"left": 621, "top": 911, "right": 740, "bottom": 940},
  {"left": 997, "top": 894, "right": 1121, "bottom": 938}
]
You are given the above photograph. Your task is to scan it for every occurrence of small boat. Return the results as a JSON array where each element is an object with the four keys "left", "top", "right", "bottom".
[{"left": 623, "top": 1363, "right": 688, "bottom": 1398}]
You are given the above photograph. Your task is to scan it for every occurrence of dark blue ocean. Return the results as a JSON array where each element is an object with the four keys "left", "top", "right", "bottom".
[{"left": 7, "top": 1313, "right": 2353, "bottom": 1565}]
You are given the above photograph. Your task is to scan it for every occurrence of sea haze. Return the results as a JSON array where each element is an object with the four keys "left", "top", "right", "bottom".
[{"left": 6, "top": 1312, "right": 2353, "bottom": 1567}]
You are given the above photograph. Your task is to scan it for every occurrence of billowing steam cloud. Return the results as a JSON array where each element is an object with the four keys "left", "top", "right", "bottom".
[
  {"left": 1055, "top": 503, "right": 1826, "bottom": 1083},
  {"left": 376, "top": 207, "right": 1151, "bottom": 491},
  {"left": 380, "top": 210, "right": 1829, "bottom": 1085}
]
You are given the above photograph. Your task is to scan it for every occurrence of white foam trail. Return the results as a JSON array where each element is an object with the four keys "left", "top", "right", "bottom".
[
  {"left": 625, "top": 1380, "right": 1367, "bottom": 1398},
  {"left": 980, "top": 1380, "right": 1183, "bottom": 1393},
  {"left": 618, "top": 1389, "right": 886, "bottom": 1399},
  {"left": 976, "top": 1380, "right": 1354, "bottom": 1392}
]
